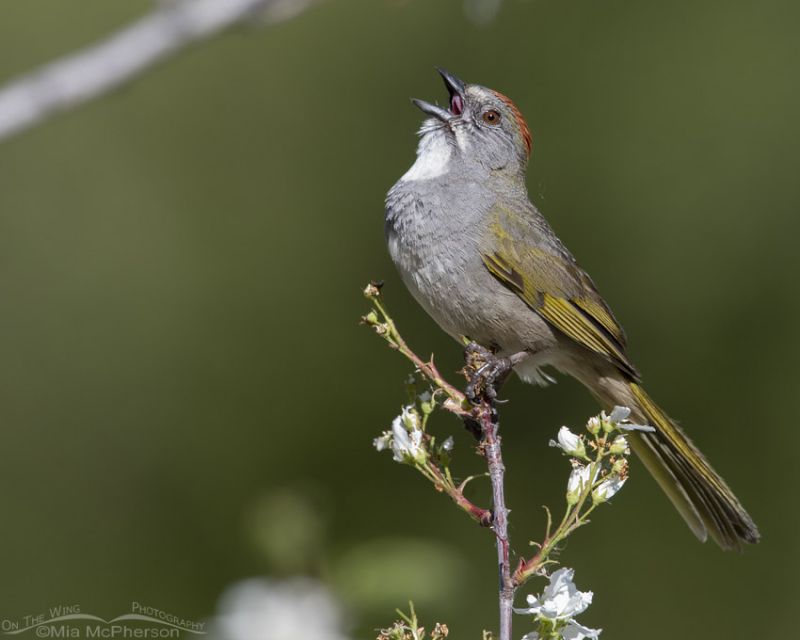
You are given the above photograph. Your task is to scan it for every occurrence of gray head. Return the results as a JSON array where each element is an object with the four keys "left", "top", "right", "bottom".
[{"left": 412, "top": 68, "right": 532, "bottom": 177}]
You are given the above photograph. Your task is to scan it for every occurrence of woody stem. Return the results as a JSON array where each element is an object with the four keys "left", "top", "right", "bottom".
[{"left": 477, "top": 400, "right": 514, "bottom": 640}]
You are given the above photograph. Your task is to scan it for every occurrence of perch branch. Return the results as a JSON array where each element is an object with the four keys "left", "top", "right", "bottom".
[
  {"left": 363, "top": 282, "right": 515, "bottom": 640},
  {"left": 478, "top": 401, "right": 514, "bottom": 640},
  {"left": 0, "top": 0, "right": 315, "bottom": 143}
]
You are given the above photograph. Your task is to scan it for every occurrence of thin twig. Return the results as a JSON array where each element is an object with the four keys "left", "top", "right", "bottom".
[
  {"left": 0, "top": 0, "right": 316, "bottom": 144},
  {"left": 426, "top": 462, "right": 493, "bottom": 526},
  {"left": 478, "top": 402, "right": 514, "bottom": 640},
  {"left": 512, "top": 450, "right": 604, "bottom": 586},
  {"left": 371, "top": 294, "right": 469, "bottom": 413}
]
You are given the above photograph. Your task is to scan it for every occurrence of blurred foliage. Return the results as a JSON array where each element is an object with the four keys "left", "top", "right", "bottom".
[
  {"left": 0, "top": 0, "right": 797, "bottom": 638},
  {"left": 331, "top": 537, "right": 470, "bottom": 612},
  {"left": 244, "top": 487, "right": 326, "bottom": 575}
]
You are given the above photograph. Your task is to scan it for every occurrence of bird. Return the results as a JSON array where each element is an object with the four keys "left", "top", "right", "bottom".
[{"left": 384, "top": 68, "right": 759, "bottom": 550}]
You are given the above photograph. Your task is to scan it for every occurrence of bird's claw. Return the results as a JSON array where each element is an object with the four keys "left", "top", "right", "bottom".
[{"left": 463, "top": 342, "right": 512, "bottom": 405}]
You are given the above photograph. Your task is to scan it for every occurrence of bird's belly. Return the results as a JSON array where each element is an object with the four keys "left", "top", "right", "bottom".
[
  {"left": 386, "top": 217, "right": 560, "bottom": 364},
  {"left": 390, "top": 239, "right": 480, "bottom": 341}
]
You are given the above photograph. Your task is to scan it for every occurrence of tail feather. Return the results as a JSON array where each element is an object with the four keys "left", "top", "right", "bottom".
[
  {"left": 626, "top": 383, "right": 760, "bottom": 550},
  {"left": 581, "top": 370, "right": 760, "bottom": 550},
  {"left": 625, "top": 430, "right": 708, "bottom": 543}
]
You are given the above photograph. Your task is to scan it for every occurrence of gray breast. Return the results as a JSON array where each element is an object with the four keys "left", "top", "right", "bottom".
[
  {"left": 385, "top": 178, "right": 506, "bottom": 345},
  {"left": 385, "top": 176, "right": 564, "bottom": 371}
]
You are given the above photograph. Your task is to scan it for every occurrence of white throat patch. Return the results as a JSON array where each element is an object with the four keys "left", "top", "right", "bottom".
[{"left": 399, "top": 126, "right": 452, "bottom": 182}]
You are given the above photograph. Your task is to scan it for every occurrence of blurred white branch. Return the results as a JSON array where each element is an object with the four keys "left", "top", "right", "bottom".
[
  {"left": 463, "top": 0, "right": 502, "bottom": 26},
  {"left": 0, "top": 0, "right": 314, "bottom": 144}
]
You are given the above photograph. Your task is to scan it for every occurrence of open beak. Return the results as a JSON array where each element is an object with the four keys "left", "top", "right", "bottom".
[{"left": 412, "top": 68, "right": 467, "bottom": 122}]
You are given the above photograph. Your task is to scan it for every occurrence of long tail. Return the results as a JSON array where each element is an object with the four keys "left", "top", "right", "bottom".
[{"left": 588, "top": 377, "right": 760, "bottom": 550}]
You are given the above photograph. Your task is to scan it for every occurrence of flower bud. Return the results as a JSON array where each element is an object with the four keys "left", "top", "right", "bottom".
[
  {"left": 373, "top": 431, "right": 392, "bottom": 452},
  {"left": 363, "top": 282, "right": 381, "bottom": 298},
  {"left": 611, "top": 458, "right": 628, "bottom": 475},
  {"left": 586, "top": 416, "right": 601, "bottom": 435},
  {"left": 401, "top": 405, "right": 421, "bottom": 431},
  {"left": 609, "top": 435, "right": 629, "bottom": 455},
  {"left": 418, "top": 390, "right": 435, "bottom": 415},
  {"left": 552, "top": 426, "right": 587, "bottom": 458},
  {"left": 441, "top": 436, "right": 455, "bottom": 452}
]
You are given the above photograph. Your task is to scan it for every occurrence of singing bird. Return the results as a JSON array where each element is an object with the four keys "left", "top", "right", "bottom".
[{"left": 385, "top": 69, "right": 759, "bottom": 550}]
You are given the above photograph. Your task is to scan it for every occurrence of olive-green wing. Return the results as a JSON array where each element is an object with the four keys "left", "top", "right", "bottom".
[{"left": 482, "top": 211, "right": 639, "bottom": 380}]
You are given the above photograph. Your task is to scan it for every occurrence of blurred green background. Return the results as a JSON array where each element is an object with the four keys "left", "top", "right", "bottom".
[{"left": 0, "top": 0, "right": 797, "bottom": 637}]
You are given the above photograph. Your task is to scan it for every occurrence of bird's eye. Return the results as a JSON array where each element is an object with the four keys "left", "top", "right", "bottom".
[{"left": 482, "top": 110, "right": 501, "bottom": 125}]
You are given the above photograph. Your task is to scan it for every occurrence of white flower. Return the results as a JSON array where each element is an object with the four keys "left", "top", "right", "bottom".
[
  {"left": 567, "top": 465, "right": 593, "bottom": 493},
  {"left": 374, "top": 408, "right": 428, "bottom": 465},
  {"left": 617, "top": 422, "right": 656, "bottom": 433},
  {"left": 391, "top": 413, "right": 426, "bottom": 464},
  {"left": 606, "top": 405, "right": 655, "bottom": 433},
  {"left": 607, "top": 406, "right": 631, "bottom": 424},
  {"left": 563, "top": 620, "right": 602, "bottom": 639},
  {"left": 521, "top": 620, "right": 601, "bottom": 640},
  {"left": 566, "top": 465, "right": 596, "bottom": 503},
  {"left": 550, "top": 426, "right": 586, "bottom": 458},
  {"left": 418, "top": 390, "right": 432, "bottom": 403},
  {"left": 592, "top": 474, "right": 627, "bottom": 503},
  {"left": 586, "top": 416, "right": 601, "bottom": 435},
  {"left": 515, "top": 568, "right": 600, "bottom": 639},
  {"left": 514, "top": 568, "right": 593, "bottom": 621},
  {"left": 213, "top": 577, "right": 349, "bottom": 640}
]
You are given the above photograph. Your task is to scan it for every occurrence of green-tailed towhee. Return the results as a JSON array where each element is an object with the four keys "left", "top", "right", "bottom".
[{"left": 384, "top": 68, "right": 759, "bottom": 550}]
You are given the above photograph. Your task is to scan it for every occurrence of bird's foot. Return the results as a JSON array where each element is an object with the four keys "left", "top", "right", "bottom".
[{"left": 463, "top": 342, "right": 513, "bottom": 405}]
